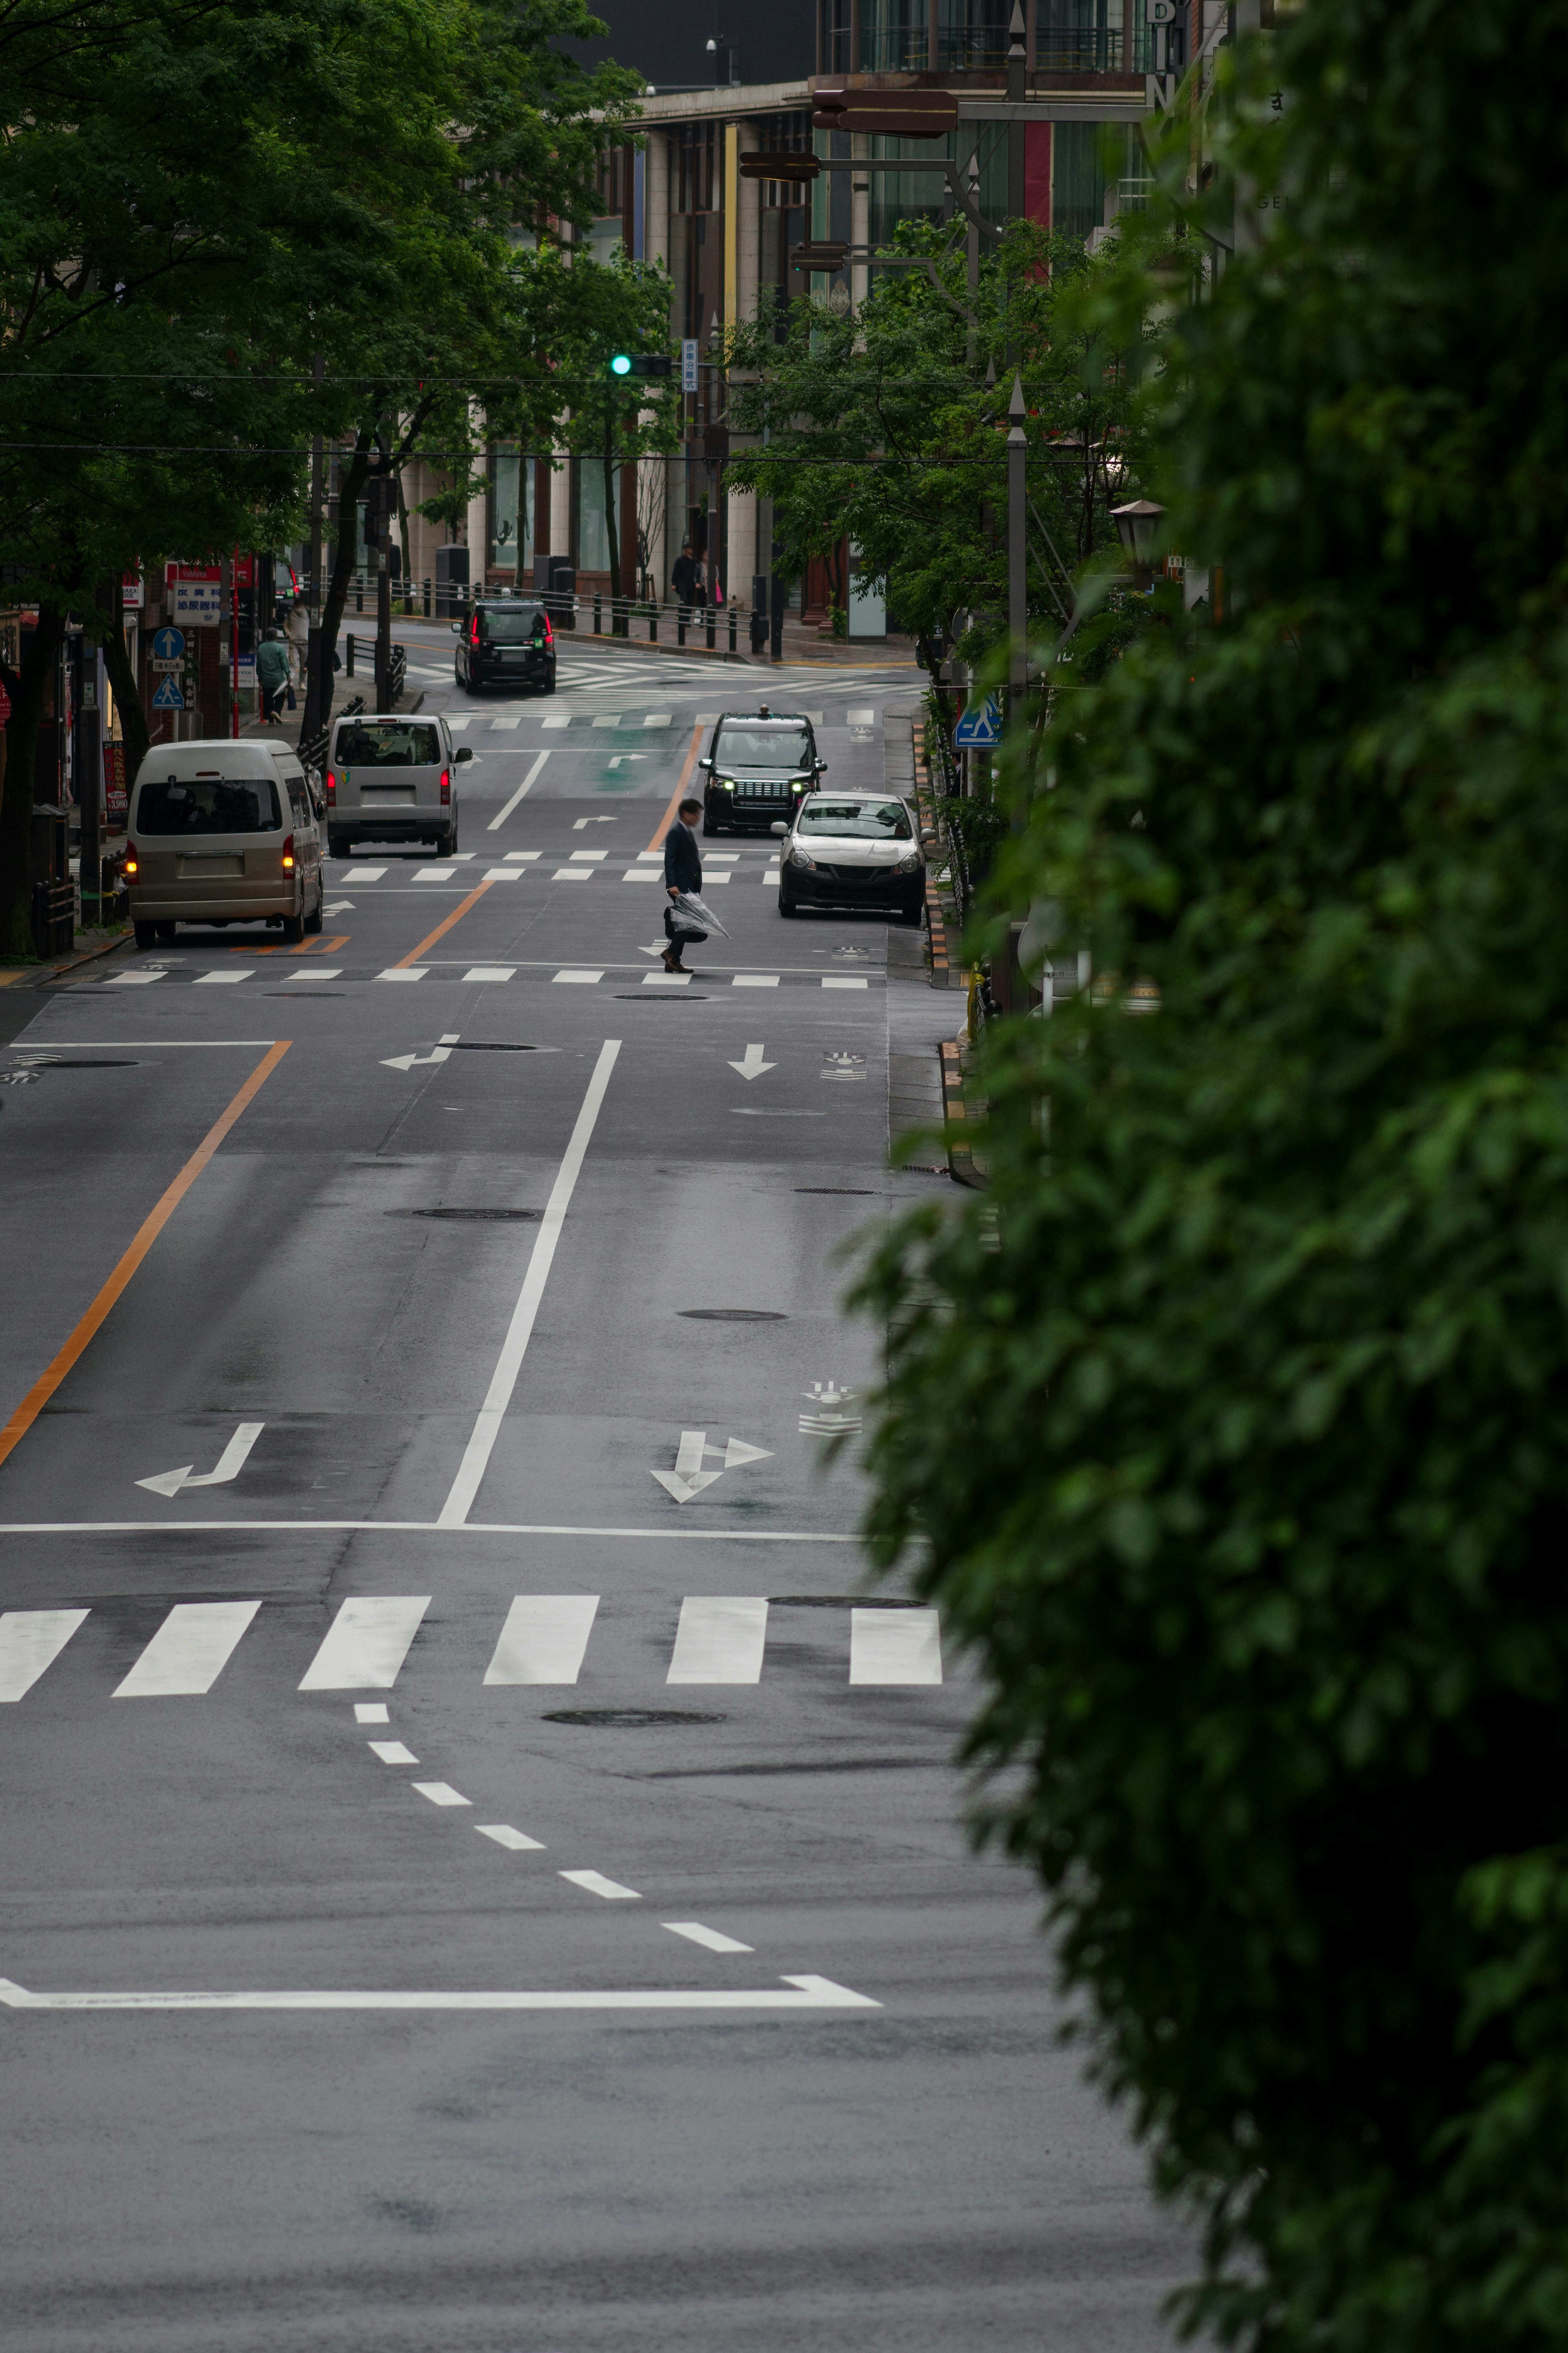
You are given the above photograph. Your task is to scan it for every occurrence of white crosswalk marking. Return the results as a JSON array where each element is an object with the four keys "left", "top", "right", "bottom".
[
  {"left": 560, "top": 1869, "right": 640, "bottom": 1900},
  {"left": 113, "top": 1601, "right": 261, "bottom": 1698},
  {"left": 341, "top": 866, "right": 387, "bottom": 879},
  {"left": 483, "top": 1595, "right": 599, "bottom": 1686},
  {"left": 664, "top": 1921, "right": 754, "bottom": 1954},
  {"left": 849, "top": 1608, "right": 943, "bottom": 1686},
  {"left": 823, "top": 977, "right": 868, "bottom": 990},
  {"left": 368, "top": 1739, "right": 418, "bottom": 1764},
  {"left": 412, "top": 1781, "right": 470, "bottom": 1806},
  {"left": 0, "top": 1609, "right": 89, "bottom": 1702},
  {"left": 668, "top": 1597, "right": 769, "bottom": 1685},
  {"left": 733, "top": 974, "right": 779, "bottom": 987},
  {"left": 489, "top": 714, "right": 521, "bottom": 730},
  {"left": 196, "top": 970, "right": 252, "bottom": 984},
  {"left": 644, "top": 714, "right": 672, "bottom": 726},
  {"left": 552, "top": 868, "right": 591, "bottom": 881},
  {"left": 462, "top": 967, "right": 515, "bottom": 982},
  {"left": 552, "top": 969, "right": 603, "bottom": 984},
  {"left": 376, "top": 967, "right": 426, "bottom": 981},
  {"left": 477, "top": 1822, "right": 546, "bottom": 1851},
  {"left": 298, "top": 1597, "right": 431, "bottom": 1691}
]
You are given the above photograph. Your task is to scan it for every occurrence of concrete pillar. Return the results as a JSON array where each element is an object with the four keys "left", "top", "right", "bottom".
[
  {"left": 851, "top": 134, "right": 870, "bottom": 310},
  {"left": 646, "top": 130, "right": 670, "bottom": 272},
  {"left": 643, "top": 454, "right": 669, "bottom": 601},
  {"left": 726, "top": 486, "right": 757, "bottom": 614},
  {"left": 550, "top": 449, "right": 572, "bottom": 559},
  {"left": 465, "top": 481, "right": 487, "bottom": 586},
  {"left": 737, "top": 154, "right": 761, "bottom": 326}
]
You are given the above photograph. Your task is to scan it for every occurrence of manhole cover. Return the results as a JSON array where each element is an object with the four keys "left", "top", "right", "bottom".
[
  {"left": 543, "top": 1708, "right": 726, "bottom": 1728},
  {"left": 8, "top": 1057, "right": 138, "bottom": 1068},
  {"left": 449, "top": 1042, "right": 555, "bottom": 1053},
  {"left": 615, "top": 994, "right": 707, "bottom": 1000},
  {"left": 385, "top": 1207, "right": 540, "bottom": 1221},
  {"left": 265, "top": 990, "right": 345, "bottom": 997},
  {"left": 795, "top": 1187, "right": 877, "bottom": 1195},
  {"left": 678, "top": 1308, "right": 787, "bottom": 1322}
]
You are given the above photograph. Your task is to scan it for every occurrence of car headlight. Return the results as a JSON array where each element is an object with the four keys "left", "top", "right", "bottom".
[
  {"left": 893, "top": 850, "right": 922, "bottom": 873},
  {"left": 788, "top": 845, "right": 815, "bottom": 870},
  {"left": 715, "top": 775, "right": 735, "bottom": 792}
]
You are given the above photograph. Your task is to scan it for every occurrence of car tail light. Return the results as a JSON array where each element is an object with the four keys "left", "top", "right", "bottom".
[
  {"left": 123, "top": 841, "right": 139, "bottom": 878},
  {"left": 325, "top": 769, "right": 336, "bottom": 806},
  {"left": 281, "top": 832, "right": 295, "bottom": 872},
  {"left": 470, "top": 615, "right": 481, "bottom": 645},
  {"left": 539, "top": 615, "right": 553, "bottom": 647},
  {"left": 439, "top": 768, "right": 451, "bottom": 806}
]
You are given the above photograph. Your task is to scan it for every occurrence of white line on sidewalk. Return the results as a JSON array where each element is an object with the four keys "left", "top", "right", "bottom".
[
  {"left": 437, "top": 1040, "right": 621, "bottom": 1527},
  {"left": 488, "top": 747, "right": 550, "bottom": 830}
]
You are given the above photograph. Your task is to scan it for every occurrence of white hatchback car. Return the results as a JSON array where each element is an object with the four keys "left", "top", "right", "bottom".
[{"left": 775, "top": 790, "right": 925, "bottom": 923}]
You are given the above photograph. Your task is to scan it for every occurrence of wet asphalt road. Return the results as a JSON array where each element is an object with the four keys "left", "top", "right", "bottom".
[{"left": 0, "top": 632, "right": 1188, "bottom": 2352}]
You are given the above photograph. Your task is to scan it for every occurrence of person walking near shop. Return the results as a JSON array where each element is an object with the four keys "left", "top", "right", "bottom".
[
  {"left": 255, "top": 629, "right": 292, "bottom": 725},
  {"left": 671, "top": 541, "right": 704, "bottom": 623},
  {"left": 662, "top": 794, "right": 705, "bottom": 974}
]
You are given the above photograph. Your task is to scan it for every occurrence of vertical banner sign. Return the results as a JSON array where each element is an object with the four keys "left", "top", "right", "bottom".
[
  {"left": 681, "top": 339, "right": 700, "bottom": 394},
  {"left": 102, "top": 741, "right": 127, "bottom": 818}
]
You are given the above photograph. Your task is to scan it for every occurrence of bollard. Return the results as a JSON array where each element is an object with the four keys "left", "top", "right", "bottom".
[
  {"left": 728, "top": 609, "right": 737, "bottom": 652},
  {"left": 345, "top": 633, "right": 355, "bottom": 677}
]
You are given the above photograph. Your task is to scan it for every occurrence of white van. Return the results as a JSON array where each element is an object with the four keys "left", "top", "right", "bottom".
[
  {"left": 125, "top": 738, "right": 324, "bottom": 947},
  {"left": 325, "top": 711, "right": 469, "bottom": 858}
]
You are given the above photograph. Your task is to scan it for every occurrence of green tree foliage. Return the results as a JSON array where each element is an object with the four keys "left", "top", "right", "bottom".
[
  {"left": 725, "top": 222, "right": 1144, "bottom": 676},
  {"left": 0, "top": 0, "right": 637, "bottom": 951},
  {"left": 853, "top": 6, "right": 1568, "bottom": 2346}
]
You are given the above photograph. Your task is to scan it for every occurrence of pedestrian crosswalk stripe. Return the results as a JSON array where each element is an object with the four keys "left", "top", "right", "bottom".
[
  {"left": 113, "top": 1600, "right": 261, "bottom": 1697},
  {"left": 484, "top": 1595, "right": 599, "bottom": 1686},
  {"left": 644, "top": 714, "right": 673, "bottom": 727},
  {"left": 298, "top": 1596, "right": 430, "bottom": 1691},
  {"left": 561, "top": 1869, "right": 639, "bottom": 1900},
  {"left": 376, "top": 967, "right": 426, "bottom": 981},
  {"left": 489, "top": 716, "right": 520, "bottom": 730},
  {"left": 552, "top": 968, "right": 604, "bottom": 984},
  {"left": 412, "top": 1780, "right": 471, "bottom": 1807},
  {"left": 477, "top": 1822, "right": 546, "bottom": 1851},
  {"left": 0, "top": 1609, "right": 89, "bottom": 1702},
  {"left": 622, "top": 870, "right": 661, "bottom": 881},
  {"left": 462, "top": 967, "right": 515, "bottom": 982},
  {"left": 552, "top": 867, "right": 591, "bottom": 881},
  {"left": 196, "top": 969, "right": 251, "bottom": 984},
  {"left": 733, "top": 974, "right": 778, "bottom": 987},
  {"left": 823, "top": 977, "right": 869, "bottom": 989},
  {"left": 664, "top": 1921, "right": 753, "bottom": 1954},
  {"left": 340, "top": 866, "right": 387, "bottom": 879},
  {"left": 368, "top": 1739, "right": 418, "bottom": 1764},
  {"left": 668, "top": 1596, "right": 768, "bottom": 1684},
  {"left": 0, "top": 1599, "right": 943, "bottom": 1701},
  {"left": 849, "top": 1606, "right": 942, "bottom": 1686}
]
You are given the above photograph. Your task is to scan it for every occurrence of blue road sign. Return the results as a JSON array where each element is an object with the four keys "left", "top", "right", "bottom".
[
  {"left": 151, "top": 676, "right": 185, "bottom": 709},
  {"left": 151, "top": 625, "right": 185, "bottom": 662},
  {"left": 953, "top": 696, "right": 1002, "bottom": 748}
]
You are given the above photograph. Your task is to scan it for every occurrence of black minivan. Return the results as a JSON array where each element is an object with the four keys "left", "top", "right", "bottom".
[
  {"left": 699, "top": 711, "right": 824, "bottom": 836},
  {"left": 453, "top": 596, "right": 557, "bottom": 695}
]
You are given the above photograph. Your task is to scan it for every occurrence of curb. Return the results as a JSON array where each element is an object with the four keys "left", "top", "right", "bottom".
[
  {"left": 939, "top": 1039, "right": 985, "bottom": 1189},
  {"left": 0, "top": 927, "right": 134, "bottom": 987}
]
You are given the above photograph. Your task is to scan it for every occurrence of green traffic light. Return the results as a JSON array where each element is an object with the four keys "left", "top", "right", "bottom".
[{"left": 610, "top": 353, "right": 632, "bottom": 376}]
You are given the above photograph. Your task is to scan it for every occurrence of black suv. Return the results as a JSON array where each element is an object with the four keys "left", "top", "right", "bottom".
[
  {"left": 452, "top": 595, "right": 557, "bottom": 694},
  {"left": 699, "top": 711, "right": 824, "bottom": 836}
]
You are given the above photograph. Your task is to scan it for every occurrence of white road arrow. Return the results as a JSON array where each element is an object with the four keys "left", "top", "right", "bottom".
[
  {"left": 606, "top": 756, "right": 648, "bottom": 771},
  {"left": 727, "top": 1044, "right": 776, "bottom": 1081},
  {"left": 652, "top": 1429, "right": 773, "bottom": 1504},
  {"left": 638, "top": 939, "right": 668, "bottom": 959},
  {"left": 382, "top": 1032, "right": 460, "bottom": 1073},
  {"left": 137, "top": 1421, "right": 265, "bottom": 1499},
  {"left": 323, "top": 900, "right": 354, "bottom": 916}
]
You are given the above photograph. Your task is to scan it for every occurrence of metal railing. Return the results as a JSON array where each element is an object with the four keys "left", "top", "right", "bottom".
[{"left": 298, "top": 693, "right": 363, "bottom": 776}]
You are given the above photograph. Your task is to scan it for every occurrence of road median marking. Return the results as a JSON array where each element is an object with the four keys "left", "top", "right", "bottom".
[
  {"left": 392, "top": 878, "right": 494, "bottom": 968},
  {"left": 0, "top": 1042, "right": 291, "bottom": 1473},
  {"left": 644, "top": 721, "right": 706, "bottom": 852}
]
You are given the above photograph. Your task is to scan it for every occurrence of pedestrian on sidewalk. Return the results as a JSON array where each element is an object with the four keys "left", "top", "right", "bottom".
[
  {"left": 285, "top": 602, "right": 309, "bottom": 708},
  {"left": 662, "top": 794, "right": 705, "bottom": 973},
  {"left": 255, "top": 630, "right": 291, "bottom": 725},
  {"left": 671, "top": 542, "right": 704, "bottom": 623}
]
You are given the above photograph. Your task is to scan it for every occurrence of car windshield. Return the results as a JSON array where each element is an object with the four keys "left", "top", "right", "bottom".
[
  {"left": 336, "top": 722, "right": 441, "bottom": 767},
  {"left": 480, "top": 607, "right": 546, "bottom": 644},
  {"left": 135, "top": 775, "right": 280, "bottom": 834},
  {"left": 798, "top": 798, "right": 912, "bottom": 840},
  {"left": 715, "top": 726, "right": 813, "bottom": 770}
]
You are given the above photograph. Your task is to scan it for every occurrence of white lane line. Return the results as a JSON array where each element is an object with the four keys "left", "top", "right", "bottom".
[
  {"left": 822, "top": 977, "right": 869, "bottom": 990},
  {"left": 667, "top": 1597, "right": 768, "bottom": 1685},
  {"left": 298, "top": 1596, "right": 431, "bottom": 1690},
  {"left": 483, "top": 1595, "right": 599, "bottom": 1685},
  {"left": 0, "top": 1609, "right": 90, "bottom": 1701},
  {"left": 0, "top": 1974, "right": 881, "bottom": 2013},
  {"left": 551, "top": 969, "right": 603, "bottom": 985},
  {"left": 195, "top": 970, "right": 252, "bottom": 984},
  {"left": 732, "top": 974, "right": 779, "bottom": 987},
  {"left": 462, "top": 967, "right": 516, "bottom": 983},
  {"left": 663, "top": 1922, "right": 754, "bottom": 1955},
  {"left": 477, "top": 1823, "right": 546, "bottom": 1851},
  {"left": 559, "top": 1869, "right": 640, "bottom": 1901},
  {"left": 849, "top": 1606, "right": 943, "bottom": 1686},
  {"left": 412, "top": 1781, "right": 471, "bottom": 1807},
  {"left": 376, "top": 968, "right": 427, "bottom": 981},
  {"left": 354, "top": 1702, "right": 389, "bottom": 1724},
  {"left": 368, "top": 1739, "right": 419, "bottom": 1764},
  {"left": 437, "top": 1039, "right": 621, "bottom": 1528},
  {"left": 488, "top": 747, "right": 550, "bottom": 830},
  {"left": 112, "top": 1601, "right": 262, "bottom": 1697},
  {"left": 0, "top": 1519, "right": 855, "bottom": 1540}
]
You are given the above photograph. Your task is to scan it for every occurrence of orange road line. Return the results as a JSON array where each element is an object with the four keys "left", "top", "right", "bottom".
[
  {"left": 645, "top": 723, "right": 706, "bottom": 854},
  {"left": 393, "top": 879, "right": 494, "bottom": 968},
  {"left": 0, "top": 1042, "right": 292, "bottom": 1473},
  {"left": 0, "top": 971, "right": 24, "bottom": 986},
  {"left": 290, "top": 935, "right": 350, "bottom": 955}
]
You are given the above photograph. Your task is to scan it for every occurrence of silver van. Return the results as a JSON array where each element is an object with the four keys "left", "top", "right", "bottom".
[
  {"left": 325, "top": 712, "right": 470, "bottom": 858},
  {"left": 126, "top": 739, "right": 324, "bottom": 947}
]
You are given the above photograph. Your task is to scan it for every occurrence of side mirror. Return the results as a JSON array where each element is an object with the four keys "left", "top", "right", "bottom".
[
  {"left": 770, "top": 821, "right": 787, "bottom": 837},
  {"left": 450, "top": 620, "right": 462, "bottom": 634},
  {"left": 814, "top": 760, "right": 826, "bottom": 773},
  {"left": 698, "top": 756, "right": 713, "bottom": 771},
  {"left": 454, "top": 745, "right": 472, "bottom": 764}
]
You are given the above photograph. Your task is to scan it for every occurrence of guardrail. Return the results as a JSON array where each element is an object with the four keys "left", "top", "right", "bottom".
[
  {"left": 298, "top": 693, "right": 363, "bottom": 775},
  {"left": 338, "top": 573, "right": 760, "bottom": 656}
]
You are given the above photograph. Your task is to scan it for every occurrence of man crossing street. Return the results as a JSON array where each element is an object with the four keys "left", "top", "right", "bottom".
[{"left": 662, "top": 794, "right": 705, "bottom": 973}]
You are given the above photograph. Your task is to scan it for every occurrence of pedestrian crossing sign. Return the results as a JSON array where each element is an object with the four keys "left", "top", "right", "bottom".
[
  {"left": 151, "top": 675, "right": 185, "bottom": 709},
  {"left": 953, "top": 697, "right": 1002, "bottom": 747}
]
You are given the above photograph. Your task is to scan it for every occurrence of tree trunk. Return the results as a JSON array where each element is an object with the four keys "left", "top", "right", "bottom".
[
  {"left": 100, "top": 604, "right": 148, "bottom": 779},
  {"left": 312, "top": 431, "right": 374, "bottom": 733},
  {"left": 0, "top": 606, "right": 67, "bottom": 957}
]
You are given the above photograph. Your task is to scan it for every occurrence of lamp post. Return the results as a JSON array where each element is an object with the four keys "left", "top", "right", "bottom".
[{"left": 1110, "top": 497, "right": 1165, "bottom": 589}]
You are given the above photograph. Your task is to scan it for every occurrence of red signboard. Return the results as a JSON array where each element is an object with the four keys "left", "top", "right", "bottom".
[{"left": 102, "top": 740, "right": 127, "bottom": 815}]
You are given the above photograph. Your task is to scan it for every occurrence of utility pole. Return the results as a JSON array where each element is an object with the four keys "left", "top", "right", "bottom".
[
  {"left": 1007, "top": 372, "right": 1028, "bottom": 720},
  {"left": 305, "top": 354, "right": 325, "bottom": 741}
]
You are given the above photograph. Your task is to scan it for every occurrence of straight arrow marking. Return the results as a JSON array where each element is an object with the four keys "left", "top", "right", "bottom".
[{"left": 727, "top": 1044, "right": 776, "bottom": 1080}]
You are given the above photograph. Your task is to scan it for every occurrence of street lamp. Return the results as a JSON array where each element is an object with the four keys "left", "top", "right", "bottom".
[{"left": 1110, "top": 498, "right": 1166, "bottom": 576}]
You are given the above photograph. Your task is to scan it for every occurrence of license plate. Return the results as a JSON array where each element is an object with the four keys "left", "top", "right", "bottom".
[{"left": 176, "top": 855, "right": 243, "bottom": 879}]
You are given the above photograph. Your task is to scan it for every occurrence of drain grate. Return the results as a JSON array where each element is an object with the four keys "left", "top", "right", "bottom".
[
  {"left": 386, "top": 1207, "right": 540, "bottom": 1221},
  {"left": 678, "top": 1308, "right": 787, "bottom": 1322},
  {"left": 543, "top": 1708, "right": 726, "bottom": 1728}
]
